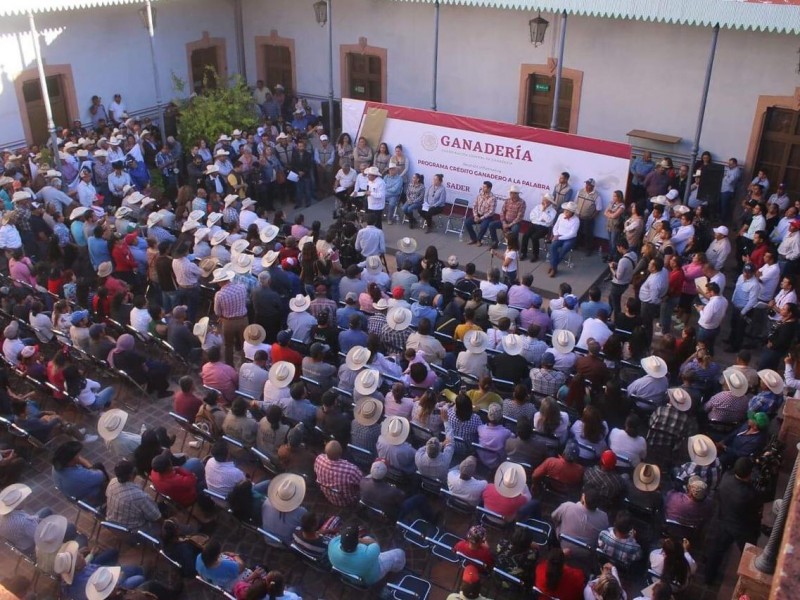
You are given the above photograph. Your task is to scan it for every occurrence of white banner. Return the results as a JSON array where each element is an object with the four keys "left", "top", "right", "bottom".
[{"left": 342, "top": 99, "right": 632, "bottom": 238}]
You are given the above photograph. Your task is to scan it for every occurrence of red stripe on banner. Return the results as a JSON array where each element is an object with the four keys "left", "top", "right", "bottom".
[{"left": 361, "top": 101, "right": 631, "bottom": 159}]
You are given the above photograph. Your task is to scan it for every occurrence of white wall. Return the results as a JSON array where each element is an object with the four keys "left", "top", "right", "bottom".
[
  {"left": 243, "top": 0, "right": 800, "bottom": 162},
  {"left": 0, "top": 0, "right": 237, "bottom": 146}
]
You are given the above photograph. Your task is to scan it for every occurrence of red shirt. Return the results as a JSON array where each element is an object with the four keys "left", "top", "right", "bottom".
[
  {"left": 534, "top": 562, "right": 585, "bottom": 600},
  {"left": 112, "top": 244, "right": 138, "bottom": 273},
  {"left": 481, "top": 484, "right": 527, "bottom": 521},
  {"left": 453, "top": 540, "right": 495, "bottom": 569},
  {"left": 47, "top": 276, "right": 64, "bottom": 296},
  {"left": 532, "top": 457, "right": 585, "bottom": 492},
  {"left": 150, "top": 467, "right": 198, "bottom": 507},
  {"left": 667, "top": 268, "right": 685, "bottom": 298},
  {"left": 270, "top": 344, "right": 303, "bottom": 374},
  {"left": 750, "top": 243, "right": 767, "bottom": 269},
  {"left": 173, "top": 391, "right": 203, "bottom": 422},
  {"left": 47, "top": 361, "right": 65, "bottom": 400}
]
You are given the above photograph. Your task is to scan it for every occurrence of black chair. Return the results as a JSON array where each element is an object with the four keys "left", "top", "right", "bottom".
[{"left": 195, "top": 574, "right": 236, "bottom": 599}]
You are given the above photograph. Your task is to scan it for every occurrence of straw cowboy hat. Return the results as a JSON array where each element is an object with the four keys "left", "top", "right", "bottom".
[
  {"left": 641, "top": 356, "right": 668, "bottom": 379},
  {"left": 198, "top": 257, "right": 218, "bottom": 277},
  {"left": 269, "top": 361, "right": 296, "bottom": 388},
  {"left": 667, "top": 388, "right": 692, "bottom": 412},
  {"left": 464, "top": 330, "right": 488, "bottom": 354},
  {"left": 53, "top": 540, "right": 80, "bottom": 584},
  {"left": 210, "top": 231, "right": 229, "bottom": 246},
  {"left": 365, "top": 166, "right": 382, "bottom": 177},
  {"left": 561, "top": 201, "right": 577, "bottom": 213},
  {"left": 688, "top": 434, "right": 717, "bottom": 466},
  {"left": 86, "top": 565, "right": 122, "bottom": 600},
  {"left": 69, "top": 206, "right": 91, "bottom": 220},
  {"left": 508, "top": 185, "right": 522, "bottom": 195},
  {"left": 381, "top": 416, "right": 411, "bottom": 446},
  {"left": 146, "top": 213, "right": 163, "bottom": 229},
  {"left": 354, "top": 397, "right": 383, "bottom": 426},
  {"left": 241, "top": 198, "right": 257, "bottom": 210},
  {"left": 244, "top": 324, "right": 266, "bottom": 345},
  {"left": 299, "top": 235, "right": 314, "bottom": 249},
  {"left": 262, "top": 250, "right": 280, "bottom": 267},
  {"left": 267, "top": 473, "right": 306, "bottom": 513},
  {"left": 181, "top": 220, "right": 200, "bottom": 233},
  {"left": 259, "top": 224, "right": 279, "bottom": 244},
  {"left": 672, "top": 205, "right": 691, "bottom": 216},
  {"left": 230, "top": 239, "right": 250, "bottom": 256},
  {"left": 114, "top": 206, "right": 132, "bottom": 219},
  {"left": 722, "top": 368, "right": 749, "bottom": 397},
  {"left": 98, "top": 409, "right": 129, "bottom": 441},
  {"left": 386, "top": 307, "right": 412, "bottom": 331},
  {"left": 541, "top": 192, "right": 554, "bottom": 203},
  {"left": 210, "top": 267, "right": 235, "bottom": 284},
  {"left": 0, "top": 483, "right": 32, "bottom": 515},
  {"left": 650, "top": 195, "right": 668, "bottom": 206},
  {"left": 397, "top": 237, "right": 417, "bottom": 253},
  {"left": 365, "top": 255, "right": 383, "bottom": 274},
  {"left": 34, "top": 514, "right": 69, "bottom": 554},
  {"left": 633, "top": 463, "right": 661, "bottom": 492},
  {"left": 355, "top": 369, "right": 381, "bottom": 396},
  {"left": 231, "top": 253, "right": 254, "bottom": 274},
  {"left": 206, "top": 212, "right": 223, "bottom": 227},
  {"left": 346, "top": 346, "right": 371, "bottom": 371},
  {"left": 758, "top": 369, "right": 785, "bottom": 395},
  {"left": 188, "top": 209, "right": 205, "bottom": 223},
  {"left": 289, "top": 294, "right": 311, "bottom": 313},
  {"left": 215, "top": 149, "right": 230, "bottom": 158},
  {"left": 502, "top": 334, "right": 523, "bottom": 356},
  {"left": 551, "top": 329, "right": 576, "bottom": 354},
  {"left": 193, "top": 317, "right": 210, "bottom": 343},
  {"left": 140, "top": 197, "right": 156, "bottom": 209},
  {"left": 194, "top": 228, "right": 211, "bottom": 244},
  {"left": 373, "top": 298, "right": 390, "bottom": 311},
  {"left": 97, "top": 261, "right": 113, "bottom": 278},
  {"left": 223, "top": 194, "right": 239, "bottom": 208},
  {"left": 494, "top": 462, "right": 527, "bottom": 498}
]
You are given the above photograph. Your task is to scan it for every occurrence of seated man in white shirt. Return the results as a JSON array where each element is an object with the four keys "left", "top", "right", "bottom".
[
  {"left": 577, "top": 310, "right": 613, "bottom": 349},
  {"left": 447, "top": 456, "right": 488, "bottom": 507},
  {"left": 205, "top": 440, "right": 268, "bottom": 496}
]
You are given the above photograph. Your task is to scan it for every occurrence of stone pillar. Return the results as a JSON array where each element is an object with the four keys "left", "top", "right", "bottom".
[{"left": 732, "top": 544, "right": 773, "bottom": 600}]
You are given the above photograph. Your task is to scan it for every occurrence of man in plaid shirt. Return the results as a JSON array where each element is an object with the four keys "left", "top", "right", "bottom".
[
  {"left": 105, "top": 460, "right": 161, "bottom": 532},
  {"left": 313, "top": 440, "right": 363, "bottom": 506},
  {"left": 488, "top": 186, "right": 526, "bottom": 248},
  {"left": 464, "top": 181, "right": 498, "bottom": 246},
  {"left": 598, "top": 512, "right": 643, "bottom": 567},
  {"left": 529, "top": 352, "right": 566, "bottom": 397},
  {"left": 646, "top": 389, "right": 698, "bottom": 456}
]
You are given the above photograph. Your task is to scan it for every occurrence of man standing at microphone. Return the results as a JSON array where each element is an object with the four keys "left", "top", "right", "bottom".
[{"left": 365, "top": 166, "right": 386, "bottom": 229}]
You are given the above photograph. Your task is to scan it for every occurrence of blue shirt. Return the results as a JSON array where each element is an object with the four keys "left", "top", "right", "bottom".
[
  {"left": 579, "top": 300, "right": 612, "bottom": 320},
  {"left": 63, "top": 562, "right": 102, "bottom": 600},
  {"left": 384, "top": 174, "right": 404, "bottom": 200},
  {"left": 196, "top": 554, "right": 240, "bottom": 591},
  {"left": 337, "top": 305, "right": 367, "bottom": 331},
  {"left": 630, "top": 157, "right": 655, "bottom": 186},
  {"left": 87, "top": 237, "right": 112, "bottom": 269},
  {"left": 748, "top": 391, "right": 784, "bottom": 417},
  {"left": 70, "top": 220, "right": 88, "bottom": 247},
  {"left": 410, "top": 303, "right": 438, "bottom": 328},
  {"left": 328, "top": 536, "right": 382, "bottom": 585},
  {"left": 339, "top": 329, "right": 369, "bottom": 354},
  {"left": 53, "top": 465, "right": 106, "bottom": 506}
]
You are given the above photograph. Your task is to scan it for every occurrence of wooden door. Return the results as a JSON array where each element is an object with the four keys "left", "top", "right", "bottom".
[
  {"left": 347, "top": 53, "right": 382, "bottom": 102},
  {"left": 263, "top": 44, "right": 293, "bottom": 95},
  {"left": 525, "top": 73, "right": 572, "bottom": 132},
  {"left": 22, "top": 75, "right": 69, "bottom": 145},
  {"left": 756, "top": 107, "right": 800, "bottom": 198},
  {"left": 191, "top": 47, "right": 220, "bottom": 93}
]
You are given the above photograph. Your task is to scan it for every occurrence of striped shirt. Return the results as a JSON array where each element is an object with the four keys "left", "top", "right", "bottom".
[{"left": 172, "top": 257, "right": 203, "bottom": 287}]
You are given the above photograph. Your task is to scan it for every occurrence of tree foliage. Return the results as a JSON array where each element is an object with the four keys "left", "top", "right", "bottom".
[{"left": 172, "top": 67, "right": 258, "bottom": 148}]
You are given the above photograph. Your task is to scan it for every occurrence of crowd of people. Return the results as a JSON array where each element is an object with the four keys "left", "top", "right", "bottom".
[{"left": 0, "top": 93, "right": 794, "bottom": 600}]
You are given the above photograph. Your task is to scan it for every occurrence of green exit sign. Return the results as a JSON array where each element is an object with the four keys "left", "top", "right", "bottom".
[{"left": 535, "top": 83, "right": 551, "bottom": 92}]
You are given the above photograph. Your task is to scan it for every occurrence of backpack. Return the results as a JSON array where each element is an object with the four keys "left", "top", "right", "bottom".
[{"left": 195, "top": 405, "right": 224, "bottom": 439}]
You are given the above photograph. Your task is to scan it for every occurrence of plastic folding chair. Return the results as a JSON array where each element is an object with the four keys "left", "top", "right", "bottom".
[
  {"left": 195, "top": 575, "right": 236, "bottom": 600},
  {"left": 445, "top": 198, "right": 470, "bottom": 237}
]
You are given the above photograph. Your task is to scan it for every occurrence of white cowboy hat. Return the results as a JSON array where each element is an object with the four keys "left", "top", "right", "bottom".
[
  {"left": 63, "top": 141, "right": 78, "bottom": 150},
  {"left": 722, "top": 368, "right": 749, "bottom": 397},
  {"left": 97, "top": 262, "right": 113, "bottom": 278},
  {"left": 267, "top": 473, "right": 306, "bottom": 513},
  {"left": 34, "top": 514, "right": 69, "bottom": 553},
  {"left": 365, "top": 255, "right": 383, "bottom": 273},
  {"left": 198, "top": 257, "right": 218, "bottom": 277},
  {"left": 210, "top": 267, "right": 235, "bottom": 284},
  {"left": 269, "top": 361, "right": 296, "bottom": 388},
  {"left": 69, "top": 206, "right": 91, "bottom": 220},
  {"left": 381, "top": 416, "right": 410, "bottom": 446},
  {"left": 244, "top": 324, "right": 266, "bottom": 345},
  {"left": 188, "top": 209, "right": 205, "bottom": 223},
  {"left": 53, "top": 541, "right": 80, "bottom": 585},
  {"left": 12, "top": 191, "right": 31, "bottom": 202},
  {"left": 98, "top": 409, "right": 129, "bottom": 441},
  {"left": 688, "top": 434, "right": 717, "bottom": 466},
  {"left": 502, "top": 334, "right": 523, "bottom": 356},
  {"left": 667, "top": 388, "right": 692, "bottom": 412},
  {"left": 181, "top": 219, "right": 200, "bottom": 233},
  {"left": 231, "top": 253, "right": 254, "bottom": 274},
  {"left": 207, "top": 212, "right": 223, "bottom": 227},
  {"left": 262, "top": 250, "right": 280, "bottom": 267},
  {"left": 299, "top": 235, "right": 315, "bottom": 250},
  {"left": 365, "top": 166, "right": 381, "bottom": 177},
  {"left": 541, "top": 192, "right": 554, "bottom": 203},
  {"left": 218, "top": 134, "right": 231, "bottom": 142},
  {"left": 126, "top": 191, "right": 144, "bottom": 204},
  {"left": 0, "top": 483, "right": 32, "bottom": 515},
  {"left": 561, "top": 201, "right": 577, "bottom": 213},
  {"left": 494, "top": 462, "right": 527, "bottom": 498},
  {"left": 551, "top": 329, "right": 576, "bottom": 354},
  {"left": 289, "top": 294, "right": 311, "bottom": 313},
  {"left": 114, "top": 206, "right": 132, "bottom": 219},
  {"left": 94, "top": 149, "right": 108, "bottom": 158},
  {"left": 386, "top": 307, "right": 412, "bottom": 331},
  {"left": 355, "top": 369, "right": 381, "bottom": 396},
  {"left": 146, "top": 213, "right": 162, "bottom": 228},
  {"left": 641, "top": 356, "right": 668, "bottom": 379},
  {"left": 464, "top": 330, "right": 487, "bottom": 354},
  {"left": 713, "top": 226, "right": 729, "bottom": 236},
  {"left": 230, "top": 239, "right": 250, "bottom": 256},
  {"left": 650, "top": 195, "right": 668, "bottom": 206},
  {"left": 672, "top": 205, "right": 691, "bottom": 216},
  {"left": 508, "top": 185, "right": 522, "bottom": 195},
  {"left": 194, "top": 227, "right": 211, "bottom": 244},
  {"left": 193, "top": 317, "right": 210, "bottom": 342},
  {"left": 86, "top": 565, "right": 122, "bottom": 600},
  {"left": 204, "top": 164, "right": 220, "bottom": 175},
  {"left": 373, "top": 298, "right": 390, "bottom": 311},
  {"left": 215, "top": 149, "right": 230, "bottom": 157},
  {"left": 346, "top": 346, "right": 371, "bottom": 371},
  {"left": 232, "top": 129, "right": 243, "bottom": 136},
  {"left": 259, "top": 224, "right": 279, "bottom": 243},
  {"left": 354, "top": 397, "right": 383, "bottom": 426},
  {"left": 276, "top": 132, "right": 288, "bottom": 141},
  {"left": 140, "top": 197, "right": 156, "bottom": 209},
  {"left": 758, "top": 369, "right": 785, "bottom": 395},
  {"left": 241, "top": 198, "right": 257, "bottom": 210},
  {"left": 633, "top": 463, "right": 661, "bottom": 492},
  {"left": 397, "top": 237, "right": 417, "bottom": 253},
  {"left": 223, "top": 194, "right": 239, "bottom": 208},
  {"left": 210, "top": 231, "right": 229, "bottom": 246}
]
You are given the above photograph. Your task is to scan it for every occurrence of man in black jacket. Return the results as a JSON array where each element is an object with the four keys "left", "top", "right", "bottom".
[{"left": 290, "top": 139, "right": 315, "bottom": 209}]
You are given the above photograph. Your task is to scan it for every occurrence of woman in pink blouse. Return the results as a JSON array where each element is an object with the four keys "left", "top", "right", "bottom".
[
  {"left": 9, "top": 249, "right": 36, "bottom": 287},
  {"left": 679, "top": 251, "right": 707, "bottom": 327}
]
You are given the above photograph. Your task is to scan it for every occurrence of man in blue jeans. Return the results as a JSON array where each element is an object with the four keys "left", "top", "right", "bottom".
[
  {"left": 464, "top": 181, "right": 498, "bottom": 246},
  {"left": 548, "top": 201, "right": 579, "bottom": 277},
  {"left": 55, "top": 541, "right": 145, "bottom": 600},
  {"left": 487, "top": 185, "right": 525, "bottom": 249}
]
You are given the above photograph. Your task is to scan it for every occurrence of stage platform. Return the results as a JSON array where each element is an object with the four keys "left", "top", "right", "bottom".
[{"left": 284, "top": 198, "right": 610, "bottom": 301}]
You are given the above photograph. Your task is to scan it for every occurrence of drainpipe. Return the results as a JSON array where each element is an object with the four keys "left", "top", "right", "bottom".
[
  {"left": 550, "top": 11, "right": 567, "bottom": 131},
  {"left": 144, "top": 0, "right": 164, "bottom": 135},
  {"left": 234, "top": 0, "right": 246, "bottom": 79},
  {"left": 432, "top": 0, "right": 440, "bottom": 111},
  {"left": 28, "top": 11, "right": 60, "bottom": 168}
]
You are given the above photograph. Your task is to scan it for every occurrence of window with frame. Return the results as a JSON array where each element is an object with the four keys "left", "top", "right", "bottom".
[
  {"left": 190, "top": 47, "right": 220, "bottom": 93},
  {"left": 525, "top": 74, "right": 573, "bottom": 132},
  {"left": 347, "top": 53, "right": 382, "bottom": 102},
  {"left": 263, "top": 44, "right": 293, "bottom": 94}
]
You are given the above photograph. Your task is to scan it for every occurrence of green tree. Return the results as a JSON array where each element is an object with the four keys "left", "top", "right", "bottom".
[{"left": 172, "top": 67, "right": 258, "bottom": 149}]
